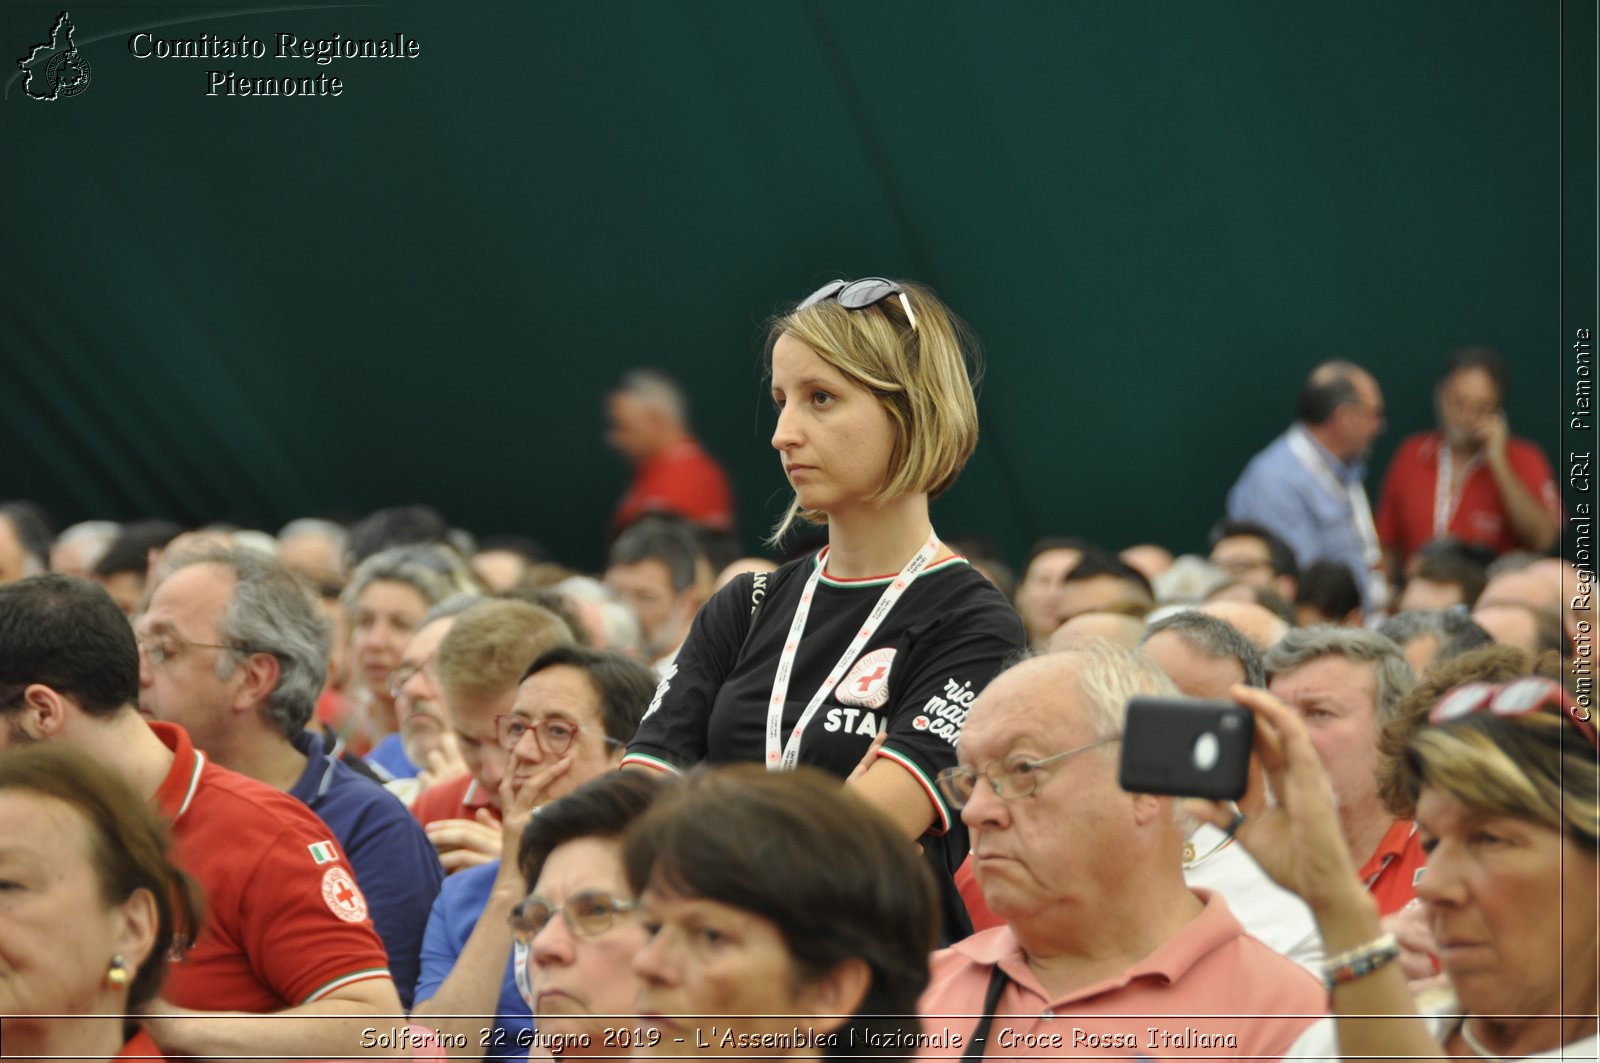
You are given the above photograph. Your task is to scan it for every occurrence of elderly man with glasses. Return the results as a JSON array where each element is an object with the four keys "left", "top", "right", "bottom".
[
  {"left": 137, "top": 544, "right": 444, "bottom": 1010},
  {"left": 919, "top": 642, "right": 1325, "bottom": 1059}
]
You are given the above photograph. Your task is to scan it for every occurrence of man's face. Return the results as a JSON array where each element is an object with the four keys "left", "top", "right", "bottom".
[
  {"left": 446, "top": 684, "right": 517, "bottom": 809},
  {"left": 1437, "top": 367, "right": 1501, "bottom": 451},
  {"left": 1340, "top": 371, "right": 1387, "bottom": 460},
  {"left": 1013, "top": 548, "right": 1080, "bottom": 642},
  {"left": 1140, "top": 630, "right": 1245, "bottom": 700},
  {"left": 395, "top": 617, "right": 455, "bottom": 768},
  {"left": 0, "top": 517, "right": 31, "bottom": 586},
  {"left": 1056, "top": 575, "right": 1145, "bottom": 626},
  {"left": 956, "top": 660, "right": 1125, "bottom": 921},
  {"left": 1209, "top": 536, "right": 1276, "bottom": 590},
  {"left": 504, "top": 664, "right": 624, "bottom": 808},
  {"left": 1267, "top": 654, "right": 1380, "bottom": 814},
  {"left": 607, "top": 559, "right": 686, "bottom": 658},
  {"left": 138, "top": 563, "right": 243, "bottom": 751},
  {"left": 605, "top": 393, "right": 662, "bottom": 462}
]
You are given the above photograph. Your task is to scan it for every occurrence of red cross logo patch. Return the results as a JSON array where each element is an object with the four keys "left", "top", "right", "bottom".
[
  {"left": 835, "top": 647, "right": 895, "bottom": 710},
  {"left": 321, "top": 866, "right": 369, "bottom": 923}
]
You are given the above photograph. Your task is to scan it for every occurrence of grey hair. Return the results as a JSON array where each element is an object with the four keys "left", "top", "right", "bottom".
[
  {"left": 422, "top": 591, "right": 486, "bottom": 627},
  {"left": 1139, "top": 610, "right": 1267, "bottom": 687},
  {"left": 1151, "top": 555, "right": 1228, "bottom": 605},
  {"left": 551, "top": 578, "right": 646, "bottom": 657},
  {"left": 278, "top": 518, "right": 349, "bottom": 559},
  {"left": 1048, "top": 638, "right": 1180, "bottom": 752},
  {"left": 160, "top": 546, "right": 330, "bottom": 738},
  {"left": 54, "top": 520, "right": 120, "bottom": 570},
  {"left": 341, "top": 544, "right": 479, "bottom": 613},
  {"left": 554, "top": 575, "right": 613, "bottom": 605},
  {"left": 1377, "top": 609, "right": 1494, "bottom": 665},
  {"left": 1263, "top": 625, "right": 1416, "bottom": 726},
  {"left": 595, "top": 601, "right": 644, "bottom": 657},
  {"left": 616, "top": 368, "right": 688, "bottom": 426}
]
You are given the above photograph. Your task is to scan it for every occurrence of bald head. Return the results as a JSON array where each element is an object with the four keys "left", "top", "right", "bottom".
[
  {"left": 1049, "top": 612, "right": 1146, "bottom": 651},
  {"left": 1196, "top": 600, "right": 1289, "bottom": 652}
]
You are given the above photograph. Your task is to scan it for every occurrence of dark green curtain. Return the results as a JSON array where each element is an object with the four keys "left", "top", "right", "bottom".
[{"left": 2, "top": 1, "right": 1586, "bottom": 572}]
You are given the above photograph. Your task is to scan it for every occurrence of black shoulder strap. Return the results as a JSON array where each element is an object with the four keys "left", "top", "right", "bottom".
[{"left": 961, "top": 964, "right": 1011, "bottom": 1063}]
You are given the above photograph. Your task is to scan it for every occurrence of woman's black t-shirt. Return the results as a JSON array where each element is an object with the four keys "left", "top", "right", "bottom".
[{"left": 624, "top": 550, "right": 1028, "bottom": 939}]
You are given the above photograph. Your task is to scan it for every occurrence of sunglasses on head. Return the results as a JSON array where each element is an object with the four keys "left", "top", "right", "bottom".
[
  {"left": 799, "top": 277, "right": 918, "bottom": 331},
  {"left": 1430, "top": 676, "right": 1599, "bottom": 752}
]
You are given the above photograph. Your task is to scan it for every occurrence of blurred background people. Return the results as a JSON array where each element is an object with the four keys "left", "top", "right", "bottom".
[
  {"left": 1376, "top": 346, "right": 1560, "bottom": 579},
  {"left": 606, "top": 368, "right": 734, "bottom": 536}
]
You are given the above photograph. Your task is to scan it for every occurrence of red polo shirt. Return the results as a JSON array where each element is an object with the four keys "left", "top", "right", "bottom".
[
  {"left": 1375, "top": 431, "right": 1560, "bottom": 562},
  {"left": 149, "top": 721, "right": 391, "bottom": 1010},
  {"left": 1359, "top": 819, "right": 1428, "bottom": 916},
  {"left": 613, "top": 438, "right": 733, "bottom": 533}
]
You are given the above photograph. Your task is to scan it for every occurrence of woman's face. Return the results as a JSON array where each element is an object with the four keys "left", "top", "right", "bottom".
[
  {"left": 350, "top": 580, "right": 430, "bottom": 704},
  {"left": 632, "top": 886, "right": 824, "bottom": 1057},
  {"left": 522, "top": 837, "right": 646, "bottom": 1049},
  {"left": 769, "top": 333, "right": 900, "bottom": 519},
  {"left": 0, "top": 791, "right": 152, "bottom": 1016},
  {"left": 1414, "top": 786, "right": 1599, "bottom": 1017}
]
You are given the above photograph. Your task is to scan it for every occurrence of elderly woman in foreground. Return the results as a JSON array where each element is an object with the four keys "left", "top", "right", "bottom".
[
  {"left": 1192, "top": 670, "right": 1597, "bottom": 1059},
  {"left": 0, "top": 743, "right": 202, "bottom": 1062}
]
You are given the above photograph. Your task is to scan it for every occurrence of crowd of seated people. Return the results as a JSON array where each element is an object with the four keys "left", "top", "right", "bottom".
[{"left": 0, "top": 319, "right": 1591, "bottom": 1062}]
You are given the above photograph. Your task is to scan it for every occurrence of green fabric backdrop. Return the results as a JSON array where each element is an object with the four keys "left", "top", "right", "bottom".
[{"left": 2, "top": 1, "right": 1590, "bottom": 572}]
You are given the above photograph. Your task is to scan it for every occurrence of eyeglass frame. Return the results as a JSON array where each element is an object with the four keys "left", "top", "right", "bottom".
[
  {"left": 935, "top": 736, "right": 1118, "bottom": 810},
  {"left": 1430, "top": 676, "right": 1598, "bottom": 752},
  {"left": 387, "top": 661, "right": 436, "bottom": 700},
  {"left": 138, "top": 635, "right": 262, "bottom": 667},
  {"left": 508, "top": 890, "right": 638, "bottom": 944},
  {"left": 798, "top": 277, "right": 919, "bottom": 331},
  {"left": 494, "top": 713, "right": 625, "bottom": 755}
]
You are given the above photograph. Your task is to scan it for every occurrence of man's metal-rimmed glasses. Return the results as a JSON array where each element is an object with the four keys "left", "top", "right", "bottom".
[
  {"left": 387, "top": 662, "right": 433, "bottom": 700},
  {"left": 935, "top": 737, "right": 1118, "bottom": 810},
  {"left": 138, "top": 636, "right": 257, "bottom": 667},
  {"left": 798, "top": 277, "right": 919, "bottom": 331},
  {"left": 494, "top": 714, "right": 624, "bottom": 755},
  {"left": 508, "top": 891, "right": 637, "bottom": 943}
]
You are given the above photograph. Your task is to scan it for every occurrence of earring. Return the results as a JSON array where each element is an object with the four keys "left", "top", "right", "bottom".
[{"left": 105, "top": 954, "right": 130, "bottom": 988}]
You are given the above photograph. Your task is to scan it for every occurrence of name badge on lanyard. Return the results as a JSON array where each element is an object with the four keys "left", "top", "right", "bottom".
[{"left": 765, "top": 532, "right": 940, "bottom": 770}]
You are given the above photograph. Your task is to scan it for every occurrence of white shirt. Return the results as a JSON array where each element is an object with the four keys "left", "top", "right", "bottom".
[{"left": 1183, "top": 822, "right": 1324, "bottom": 973}]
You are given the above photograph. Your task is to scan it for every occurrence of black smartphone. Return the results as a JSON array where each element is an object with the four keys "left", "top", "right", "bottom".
[{"left": 1118, "top": 696, "right": 1254, "bottom": 800}]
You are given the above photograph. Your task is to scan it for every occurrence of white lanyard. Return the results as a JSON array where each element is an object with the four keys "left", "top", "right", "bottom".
[
  {"left": 1287, "top": 427, "right": 1387, "bottom": 611},
  {"left": 1433, "top": 444, "right": 1481, "bottom": 538},
  {"left": 765, "top": 531, "right": 940, "bottom": 770}
]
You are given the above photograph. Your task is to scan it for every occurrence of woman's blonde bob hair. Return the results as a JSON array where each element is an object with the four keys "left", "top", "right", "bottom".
[{"left": 765, "top": 279, "right": 981, "bottom": 543}]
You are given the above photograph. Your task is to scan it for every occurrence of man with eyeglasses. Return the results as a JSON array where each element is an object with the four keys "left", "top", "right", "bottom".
[
  {"left": 919, "top": 642, "right": 1324, "bottom": 1058},
  {"left": 1207, "top": 518, "right": 1300, "bottom": 605},
  {"left": 364, "top": 600, "right": 477, "bottom": 794},
  {"left": 137, "top": 544, "right": 443, "bottom": 1010},
  {"left": 412, "top": 644, "right": 657, "bottom": 1062},
  {"left": 0, "top": 571, "right": 407, "bottom": 1063}
]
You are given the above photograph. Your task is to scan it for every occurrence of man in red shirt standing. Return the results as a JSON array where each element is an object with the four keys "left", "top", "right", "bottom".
[
  {"left": 1376, "top": 347, "right": 1560, "bottom": 576},
  {"left": 606, "top": 369, "right": 734, "bottom": 535}
]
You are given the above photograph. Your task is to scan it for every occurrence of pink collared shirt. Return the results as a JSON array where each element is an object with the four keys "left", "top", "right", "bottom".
[{"left": 917, "top": 890, "right": 1325, "bottom": 1060}]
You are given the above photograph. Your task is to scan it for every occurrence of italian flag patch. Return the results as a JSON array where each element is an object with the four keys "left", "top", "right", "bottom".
[{"left": 308, "top": 840, "right": 338, "bottom": 865}]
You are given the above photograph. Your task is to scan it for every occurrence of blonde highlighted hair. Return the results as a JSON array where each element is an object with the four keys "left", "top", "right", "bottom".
[
  {"left": 1396, "top": 682, "right": 1599, "bottom": 852},
  {"left": 766, "top": 279, "right": 981, "bottom": 543}
]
